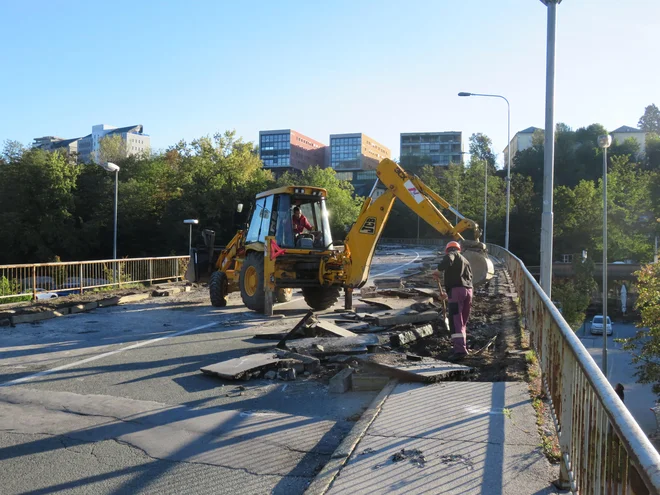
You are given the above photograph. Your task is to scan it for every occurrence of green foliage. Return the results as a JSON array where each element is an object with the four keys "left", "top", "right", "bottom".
[
  {"left": 98, "top": 134, "right": 129, "bottom": 164},
  {"left": 638, "top": 104, "right": 660, "bottom": 134},
  {"left": 552, "top": 258, "right": 597, "bottom": 327},
  {"left": 276, "top": 166, "right": 363, "bottom": 239},
  {"left": 469, "top": 133, "right": 496, "bottom": 168},
  {"left": 646, "top": 133, "right": 660, "bottom": 171},
  {"left": 0, "top": 130, "right": 273, "bottom": 263},
  {"left": 621, "top": 263, "right": 660, "bottom": 396}
]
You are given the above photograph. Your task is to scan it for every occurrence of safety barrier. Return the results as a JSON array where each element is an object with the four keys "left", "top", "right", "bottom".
[
  {"left": 0, "top": 256, "right": 189, "bottom": 301},
  {"left": 489, "top": 244, "right": 660, "bottom": 494}
]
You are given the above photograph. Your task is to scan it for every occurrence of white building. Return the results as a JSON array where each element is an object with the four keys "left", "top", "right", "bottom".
[
  {"left": 503, "top": 126, "right": 543, "bottom": 164},
  {"left": 34, "top": 124, "right": 150, "bottom": 163},
  {"left": 610, "top": 125, "right": 647, "bottom": 155}
]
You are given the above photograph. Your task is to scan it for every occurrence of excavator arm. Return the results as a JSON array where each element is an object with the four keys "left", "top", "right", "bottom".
[{"left": 343, "top": 158, "right": 493, "bottom": 288}]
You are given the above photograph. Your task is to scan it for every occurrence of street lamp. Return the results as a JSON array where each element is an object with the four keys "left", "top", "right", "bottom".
[
  {"left": 598, "top": 134, "right": 612, "bottom": 376},
  {"left": 655, "top": 218, "right": 660, "bottom": 264},
  {"left": 100, "top": 162, "right": 120, "bottom": 259},
  {"left": 458, "top": 91, "right": 511, "bottom": 248},
  {"left": 183, "top": 219, "right": 199, "bottom": 256},
  {"left": 539, "top": 0, "right": 562, "bottom": 298}
]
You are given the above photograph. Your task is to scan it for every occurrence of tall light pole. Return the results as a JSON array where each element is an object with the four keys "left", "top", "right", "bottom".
[
  {"left": 598, "top": 134, "right": 612, "bottom": 376},
  {"left": 101, "top": 162, "right": 120, "bottom": 259},
  {"left": 483, "top": 159, "right": 488, "bottom": 243},
  {"left": 458, "top": 91, "right": 510, "bottom": 248},
  {"left": 183, "top": 219, "right": 199, "bottom": 256},
  {"left": 539, "top": 0, "right": 561, "bottom": 297},
  {"left": 655, "top": 218, "right": 659, "bottom": 264}
]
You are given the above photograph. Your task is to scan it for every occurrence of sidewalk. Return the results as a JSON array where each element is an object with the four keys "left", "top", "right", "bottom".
[{"left": 320, "top": 381, "right": 561, "bottom": 495}]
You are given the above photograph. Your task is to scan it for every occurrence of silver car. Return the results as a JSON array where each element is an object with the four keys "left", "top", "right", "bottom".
[{"left": 590, "top": 315, "right": 613, "bottom": 335}]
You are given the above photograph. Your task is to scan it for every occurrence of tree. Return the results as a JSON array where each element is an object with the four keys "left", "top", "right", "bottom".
[
  {"left": 2, "top": 140, "right": 25, "bottom": 162},
  {"left": 638, "top": 104, "right": 660, "bottom": 134},
  {"left": 469, "top": 133, "right": 496, "bottom": 169},
  {"left": 552, "top": 257, "right": 597, "bottom": 327},
  {"left": 98, "top": 134, "right": 128, "bottom": 164},
  {"left": 276, "top": 166, "right": 362, "bottom": 240},
  {"left": 621, "top": 263, "right": 660, "bottom": 396},
  {"left": 0, "top": 148, "right": 80, "bottom": 263},
  {"left": 646, "top": 133, "right": 660, "bottom": 171}
]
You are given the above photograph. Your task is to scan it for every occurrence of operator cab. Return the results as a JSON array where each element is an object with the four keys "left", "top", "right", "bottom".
[{"left": 246, "top": 186, "right": 333, "bottom": 251}]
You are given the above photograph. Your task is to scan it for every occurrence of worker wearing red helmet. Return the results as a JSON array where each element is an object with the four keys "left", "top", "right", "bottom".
[{"left": 433, "top": 240, "right": 473, "bottom": 360}]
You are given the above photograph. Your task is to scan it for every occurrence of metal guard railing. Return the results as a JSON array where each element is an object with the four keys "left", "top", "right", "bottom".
[
  {"left": 488, "top": 244, "right": 660, "bottom": 494},
  {"left": 0, "top": 256, "right": 189, "bottom": 301}
]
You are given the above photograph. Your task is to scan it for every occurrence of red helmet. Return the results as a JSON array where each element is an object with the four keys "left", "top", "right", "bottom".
[{"left": 445, "top": 241, "right": 461, "bottom": 253}]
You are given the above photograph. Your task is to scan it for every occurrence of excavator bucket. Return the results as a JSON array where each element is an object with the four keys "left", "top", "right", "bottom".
[{"left": 461, "top": 246, "right": 495, "bottom": 286}]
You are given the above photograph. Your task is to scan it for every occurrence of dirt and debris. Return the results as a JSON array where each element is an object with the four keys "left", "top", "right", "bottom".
[
  {"left": 204, "top": 255, "right": 526, "bottom": 390},
  {"left": 440, "top": 454, "right": 474, "bottom": 470},
  {"left": 374, "top": 448, "right": 427, "bottom": 470}
]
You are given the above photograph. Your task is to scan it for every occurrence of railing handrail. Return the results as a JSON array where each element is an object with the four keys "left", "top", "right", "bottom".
[
  {"left": 0, "top": 255, "right": 187, "bottom": 270},
  {"left": 488, "top": 243, "right": 660, "bottom": 492}
]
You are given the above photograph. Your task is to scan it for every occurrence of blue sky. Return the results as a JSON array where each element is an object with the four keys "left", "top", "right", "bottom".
[{"left": 1, "top": 0, "right": 658, "bottom": 166}]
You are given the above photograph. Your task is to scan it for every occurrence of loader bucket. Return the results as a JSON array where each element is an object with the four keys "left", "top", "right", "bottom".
[{"left": 462, "top": 249, "right": 495, "bottom": 286}]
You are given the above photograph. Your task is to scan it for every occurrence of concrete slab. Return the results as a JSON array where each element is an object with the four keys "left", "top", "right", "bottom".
[
  {"left": 289, "top": 336, "right": 379, "bottom": 356},
  {"left": 314, "top": 320, "right": 358, "bottom": 338},
  {"left": 368, "top": 382, "right": 540, "bottom": 446},
  {"left": 200, "top": 352, "right": 291, "bottom": 379},
  {"left": 357, "top": 355, "right": 471, "bottom": 383},
  {"left": 327, "top": 434, "right": 558, "bottom": 495},
  {"left": 326, "top": 381, "right": 559, "bottom": 495}
]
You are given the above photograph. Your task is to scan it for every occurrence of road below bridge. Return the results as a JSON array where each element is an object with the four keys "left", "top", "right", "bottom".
[{"left": 0, "top": 247, "right": 429, "bottom": 495}]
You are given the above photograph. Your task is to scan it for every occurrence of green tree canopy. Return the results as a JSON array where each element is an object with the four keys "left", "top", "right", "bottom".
[{"left": 638, "top": 104, "right": 660, "bottom": 134}]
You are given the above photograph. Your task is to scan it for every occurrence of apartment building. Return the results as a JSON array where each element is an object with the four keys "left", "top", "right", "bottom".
[
  {"left": 33, "top": 124, "right": 150, "bottom": 163},
  {"left": 329, "top": 133, "right": 390, "bottom": 171},
  {"left": 259, "top": 129, "right": 326, "bottom": 176},
  {"left": 400, "top": 131, "right": 463, "bottom": 167},
  {"left": 503, "top": 126, "right": 543, "bottom": 164}
]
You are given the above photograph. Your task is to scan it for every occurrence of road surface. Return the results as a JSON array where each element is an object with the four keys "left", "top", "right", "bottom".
[
  {"left": 577, "top": 321, "right": 657, "bottom": 435},
  {"left": 0, "top": 247, "right": 431, "bottom": 495}
]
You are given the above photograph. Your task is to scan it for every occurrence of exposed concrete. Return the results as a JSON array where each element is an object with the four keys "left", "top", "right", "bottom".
[
  {"left": 325, "top": 382, "right": 560, "bottom": 495},
  {"left": 329, "top": 369, "right": 354, "bottom": 394},
  {"left": 389, "top": 323, "right": 434, "bottom": 346},
  {"left": 118, "top": 293, "right": 151, "bottom": 304}
]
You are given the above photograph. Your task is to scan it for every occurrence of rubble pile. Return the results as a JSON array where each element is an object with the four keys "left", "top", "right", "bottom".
[{"left": 201, "top": 251, "right": 484, "bottom": 391}]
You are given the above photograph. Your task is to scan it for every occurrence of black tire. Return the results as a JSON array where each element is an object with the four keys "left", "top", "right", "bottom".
[
  {"left": 240, "top": 252, "right": 265, "bottom": 312},
  {"left": 302, "top": 286, "right": 341, "bottom": 311},
  {"left": 209, "top": 271, "right": 228, "bottom": 307},
  {"left": 276, "top": 288, "right": 293, "bottom": 303}
]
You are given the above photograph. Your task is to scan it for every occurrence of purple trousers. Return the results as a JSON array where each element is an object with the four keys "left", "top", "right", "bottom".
[{"left": 448, "top": 287, "right": 473, "bottom": 354}]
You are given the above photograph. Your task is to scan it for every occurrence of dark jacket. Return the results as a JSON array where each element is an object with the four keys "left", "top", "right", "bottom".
[{"left": 438, "top": 251, "right": 473, "bottom": 293}]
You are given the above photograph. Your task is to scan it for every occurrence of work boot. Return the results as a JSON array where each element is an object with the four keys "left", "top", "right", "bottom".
[{"left": 447, "top": 352, "right": 467, "bottom": 362}]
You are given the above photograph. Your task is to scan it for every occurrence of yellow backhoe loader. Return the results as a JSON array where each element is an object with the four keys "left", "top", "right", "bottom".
[{"left": 188, "top": 158, "right": 494, "bottom": 315}]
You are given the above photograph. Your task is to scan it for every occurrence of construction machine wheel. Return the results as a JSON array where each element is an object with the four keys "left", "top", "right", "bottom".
[
  {"left": 276, "top": 288, "right": 293, "bottom": 303},
  {"left": 302, "top": 286, "right": 340, "bottom": 311},
  {"left": 209, "top": 271, "right": 228, "bottom": 307},
  {"left": 240, "top": 252, "right": 265, "bottom": 312}
]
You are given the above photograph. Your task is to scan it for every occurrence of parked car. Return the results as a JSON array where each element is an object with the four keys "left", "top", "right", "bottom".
[
  {"left": 590, "top": 315, "right": 613, "bottom": 335},
  {"left": 20, "top": 288, "right": 59, "bottom": 300}
]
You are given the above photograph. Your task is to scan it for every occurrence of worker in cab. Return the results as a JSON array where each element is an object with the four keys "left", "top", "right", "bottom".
[
  {"left": 432, "top": 241, "right": 473, "bottom": 361},
  {"left": 292, "top": 206, "right": 313, "bottom": 235}
]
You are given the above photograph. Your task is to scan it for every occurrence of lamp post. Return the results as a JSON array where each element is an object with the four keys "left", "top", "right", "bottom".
[
  {"left": 598, "top": 134, "right": 612, "bottom": 376},
  {"left": 100, "top": 162, "right": 120, "bottom": 259},
  {"left": 655, "top": 218, "right": 660, "bottom": 264},
  {"left": 183, "top": 219, "right": 199, "bottom": 256},
  {"left": 539, "top": 0, "right": 561, "bottom": 298},
  {"left": 458, "top": 91, "right": 510, "bottom": 248}
]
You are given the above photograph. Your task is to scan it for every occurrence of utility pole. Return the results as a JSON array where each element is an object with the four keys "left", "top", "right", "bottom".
[{"left": 540, "top": 0, "right": 561, "bottom": 298}]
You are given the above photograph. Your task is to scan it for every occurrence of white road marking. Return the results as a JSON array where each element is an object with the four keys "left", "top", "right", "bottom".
[{"left": 1, "top": 321, "right": 219, "bottom": 387}]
